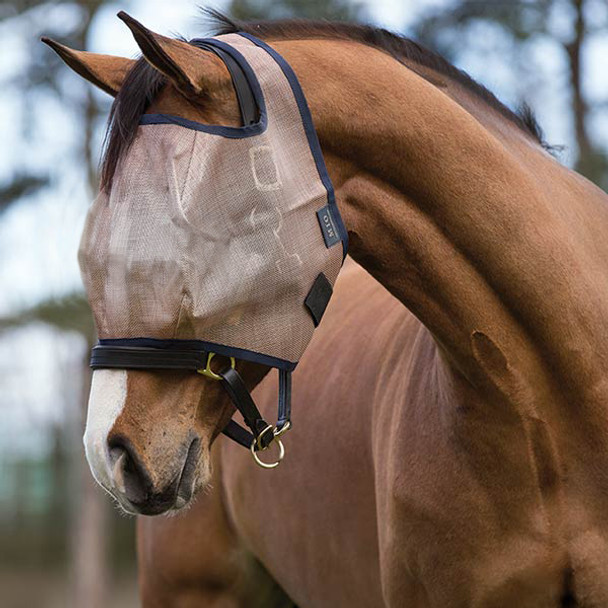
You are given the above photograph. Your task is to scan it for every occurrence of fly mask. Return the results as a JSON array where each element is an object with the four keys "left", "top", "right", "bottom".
[{"left": 80, "top": 33, "right": 348, "bottom": 468}]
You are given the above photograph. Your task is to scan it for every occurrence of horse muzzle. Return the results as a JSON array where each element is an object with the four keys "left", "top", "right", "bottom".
[
  {"left": 83, "top": 369, "right": 206, "bottom": 515},
  {"left": 106, "top": 434, "right": 201, "bottom": 515}
]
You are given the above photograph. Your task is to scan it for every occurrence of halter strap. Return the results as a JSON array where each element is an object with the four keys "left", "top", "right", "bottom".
[
  {"left": 220, "top": 367, "right": 292, "bottom": 449},
  {"left": 90, "top": 345, "right": 205, "bottom": 370},
  {"left": 218, "top": 366, "right": 273, "bottom": 448}
]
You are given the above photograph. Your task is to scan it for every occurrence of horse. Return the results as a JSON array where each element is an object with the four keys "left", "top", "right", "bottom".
[{"left": 44, "top": 12, "right": 608, "bottom": 607}]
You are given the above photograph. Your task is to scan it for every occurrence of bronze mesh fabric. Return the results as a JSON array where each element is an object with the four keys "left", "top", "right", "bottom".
[{"left": 79, "top": 34, "right": 345, "bottom": 367}]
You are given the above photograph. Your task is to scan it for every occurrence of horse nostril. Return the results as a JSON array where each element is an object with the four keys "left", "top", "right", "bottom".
[
  {"left": 105, "top": 434, "right": 200, "bottom": 514},
  {"left": 107, "top": 435, "right": 153, "bottom": 504}
]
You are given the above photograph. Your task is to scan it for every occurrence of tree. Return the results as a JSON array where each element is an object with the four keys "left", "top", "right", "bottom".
[
  {"left": 411, "top": 0, "right": 608, "bottom": 189},
  {"left": 0, "top": 175, "right": 49, "bottom": 215},
  {"left": 228, "top": 0, "right": 365, "bottom": 22},
  {"left": 1, "top": 1, "right": 114, "bottom": 210}
]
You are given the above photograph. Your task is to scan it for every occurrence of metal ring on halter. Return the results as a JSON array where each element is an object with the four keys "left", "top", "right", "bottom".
[
  {"left": 197, "top": 352, "right": 236, "bottom": 380},
  {"left": 250, "top": 426, "right": 285, "bottom": 469},
  {"left": 274, "top": 420, "right": 291, "bottom": 438}
]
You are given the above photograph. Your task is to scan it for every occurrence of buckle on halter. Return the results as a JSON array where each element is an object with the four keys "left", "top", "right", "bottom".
[
  {"left": 250, "top": 425, "right": 285, "bottom": 469},
  {"left": 197, "top": 352, "right": 236, "bottom": 380}
]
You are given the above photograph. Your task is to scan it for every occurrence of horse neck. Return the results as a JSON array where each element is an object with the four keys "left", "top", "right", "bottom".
[{"left": 275, "top": 38, "right": 608, "bottom": 412}]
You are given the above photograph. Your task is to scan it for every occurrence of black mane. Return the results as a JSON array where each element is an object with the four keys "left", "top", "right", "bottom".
[{"left": 101, "top": 11, "right": 547, "bottom": 190}]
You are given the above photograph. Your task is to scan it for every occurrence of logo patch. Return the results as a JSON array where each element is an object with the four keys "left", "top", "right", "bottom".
[{"left": 316, "top": 205, "right": 341, "bottom": 248}]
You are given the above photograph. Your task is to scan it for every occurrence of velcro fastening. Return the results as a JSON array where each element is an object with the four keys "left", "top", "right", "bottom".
[{"left": 304, "top": 273, "right": 333, "bottom": 327}]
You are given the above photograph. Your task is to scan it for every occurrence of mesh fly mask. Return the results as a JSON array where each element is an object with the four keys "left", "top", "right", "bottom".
[{"left": 80, "top": 33, "right": 347, "bottom": 467}]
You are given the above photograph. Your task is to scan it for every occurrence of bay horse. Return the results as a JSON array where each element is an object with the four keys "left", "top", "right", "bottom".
[{"left": 43, "top": 12, "right": 608, "bottom": 607}]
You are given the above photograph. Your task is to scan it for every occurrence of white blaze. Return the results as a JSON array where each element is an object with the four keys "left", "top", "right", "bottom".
[{"left": 83, "top": 369, "right": 127, "bottom": 492}]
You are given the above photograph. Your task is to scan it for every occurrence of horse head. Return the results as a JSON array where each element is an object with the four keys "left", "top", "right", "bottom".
[{"left": 45, "top": 13, "right": 346, "bottom": 514}]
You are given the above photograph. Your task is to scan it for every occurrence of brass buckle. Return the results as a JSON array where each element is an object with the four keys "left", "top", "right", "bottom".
[
  {"left": 250, "top": 425, "right": 285, "bottom": 469},
  {"left": 197, "top": 352, "right": 236, "bottom": 381}
]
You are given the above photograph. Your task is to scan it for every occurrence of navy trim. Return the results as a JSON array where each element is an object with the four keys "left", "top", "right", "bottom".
[
  {"left": 191, "top": 40, "right": 258, "bottom": 126},
  {"left": 98, "top": 338, "right": 297, "bottom": 372},
  {"left": 238, "top": 32, "right": 349, "bottom": 259},
  {"left": 140, "top": 113, "right": 266, "bottom": 138},
  {"left": 139, "top": 38, "right": 267, "bottom": 138}
]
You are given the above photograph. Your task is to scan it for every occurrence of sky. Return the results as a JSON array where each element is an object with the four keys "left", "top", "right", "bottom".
[{"left": 0, "top": 0, "right": 606, "bottom": 458}]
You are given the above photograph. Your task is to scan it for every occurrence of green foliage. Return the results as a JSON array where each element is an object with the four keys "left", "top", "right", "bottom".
[
  {"left": 0, "top": 1, "right": 111, "bottom": 337},
  {"left": 2, "top": 0, "right": 118, "bottom": 207},
  {"left": 411, "top": 0, "right": 608, "bottom": 189},
  {"left": 228, "top": 0, "right": 364, "bottom": 22},
  {"left": 413, "top": 0, "right": 556, "bottom": 58},
  {"left": 2, "top": 0, "right": 107, "bottom": 95},
  {"left": 0, "top": 174, "right": 49, "bottom": 215},
  {"left": 0, "top": 292, "right": 94, "bottom": 339}
]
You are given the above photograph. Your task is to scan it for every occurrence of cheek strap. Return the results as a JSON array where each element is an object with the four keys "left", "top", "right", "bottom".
[
  {"left": 219, "top": 367, "right": 291, "bottom": 470},
  {"left": 219, "top": 366, "right": 273, "bottom": 448}
]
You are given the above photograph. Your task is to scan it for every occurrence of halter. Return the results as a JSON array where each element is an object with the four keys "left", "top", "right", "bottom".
[{"left": 91, "top": 343, "right": 290, "bottom": 468}]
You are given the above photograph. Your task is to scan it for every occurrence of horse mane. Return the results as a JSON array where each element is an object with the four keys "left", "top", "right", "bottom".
[{"left": 101, "top": 11, "right": 549, "bottom": 190}]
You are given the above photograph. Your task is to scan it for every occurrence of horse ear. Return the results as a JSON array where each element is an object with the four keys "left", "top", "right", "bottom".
[
  {"left": 117, "top": 11, "right": 229, "bottom": 98},
  {"left": 41, "top": 38, "right": 135, "bottom": 97}
]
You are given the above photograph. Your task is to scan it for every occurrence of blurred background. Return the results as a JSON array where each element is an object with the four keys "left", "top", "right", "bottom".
[{"left": 1, "top": 0, "right": 607, "bottom": 606}]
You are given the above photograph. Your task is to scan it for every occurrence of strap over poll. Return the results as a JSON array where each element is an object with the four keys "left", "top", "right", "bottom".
[{"left": 81, "top": 33, "right": 347, "bottom": 464}]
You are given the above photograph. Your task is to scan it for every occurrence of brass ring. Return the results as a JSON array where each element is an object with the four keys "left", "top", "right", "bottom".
[
  {"left": 273, "top": 420, "right": 291, "bottom": 438},
  {"left": 197, "top": 352, "right": 236, "bottom": 380},
  {"left": 250, "top": 434, "right": 285, "bottom": 469}
]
